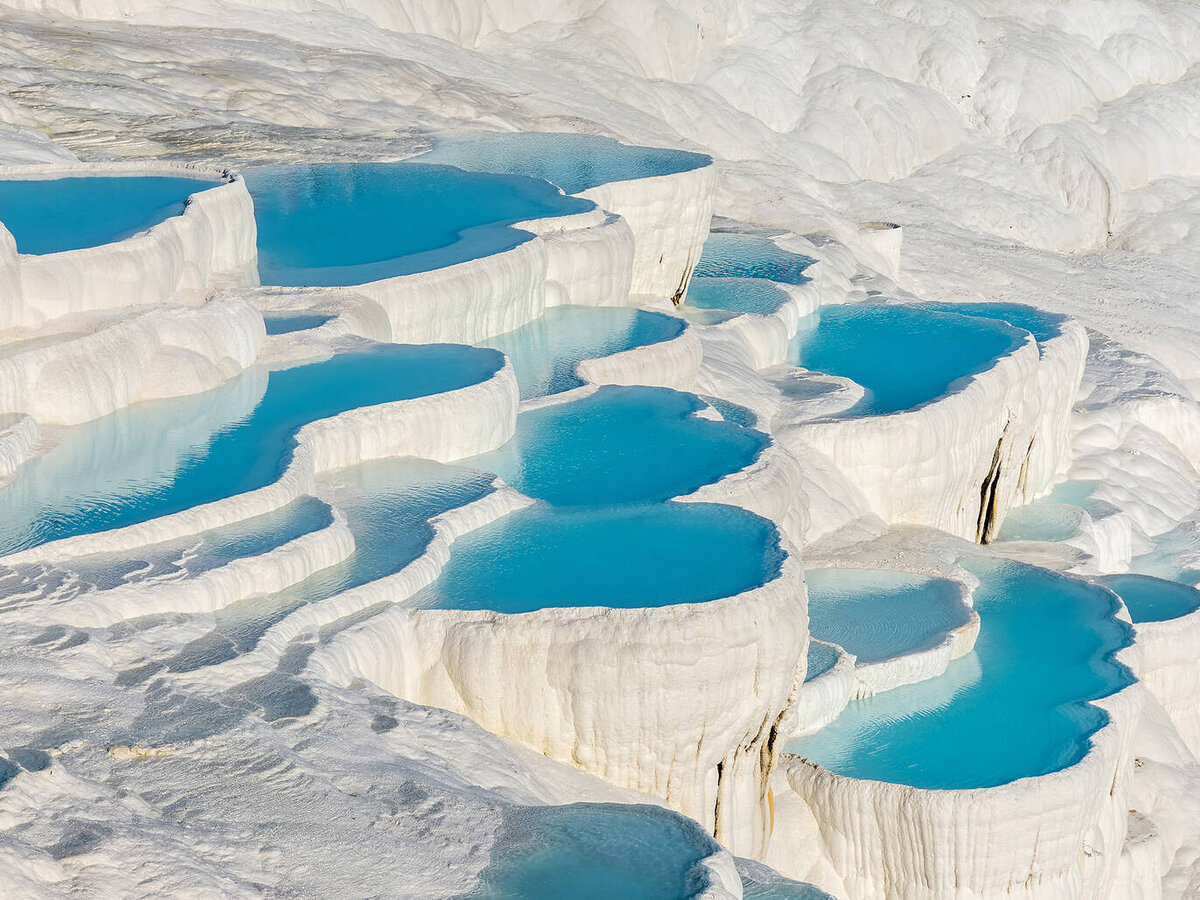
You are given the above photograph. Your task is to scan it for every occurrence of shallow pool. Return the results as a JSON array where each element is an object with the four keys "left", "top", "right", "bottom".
[
  {"left": 460, "top": 802, "right": 720, "bottom": 900},
  {"left": 468, "top": 385, "right": 768, "bottom": 506},
  {"left": 805, "top": 568, "right": 971, "bottom": 665},
  {"left": 262, "top": 312, "right": 334, "bottom": 335},
  {"left": 1099, "top": 573, "right": 1200, "bottom": 624},
  {"left": 805, "top": 641, "right": 840, "bottom": 682},
  {"left": 684, "top": 277, "right": 789, "bottom": 323},
  {"left": 915, "top": 301, "right": 1066, "bottom": 344},
  {"left": 419, "top": 502, "right": 783, "bottom": 614},
  {"left": 692, "top": 233, "right": 814, "bottom": 285},
  {"left": 0, "top": 174, "right": 219, "bottom": 254},
  {"left": 0, "top": 344, "right": 503, "bottom": 555},
  {"left": 416, "top": 132, "right": 710, "bottom": 195},
  {"left": 786, "top": 559, "right": 1134, "bottom": 789},
  {"left": 245, "top": 163, "right": 592, "bottom": 286},
  {"left": 478, "top": 306, "right": 685, "bottom": 399},
  {"left": 788, "top": 304, "right": 1019, "bottom": 415}
]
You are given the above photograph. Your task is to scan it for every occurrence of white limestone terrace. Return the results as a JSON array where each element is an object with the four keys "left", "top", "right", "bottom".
[{"left": 0, "top": 1, "right": 1200, "bottom": 897}]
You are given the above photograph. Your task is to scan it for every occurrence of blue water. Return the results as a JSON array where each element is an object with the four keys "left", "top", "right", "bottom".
[
  {"left": 805, "top": 568, "right": 972, "bottom": 665},
  {"left": 262, "top": 312, "right": 334, "bottom": 335},
  {"left": 468, "top": 386, "right": 768, "bottom": 507},
  {"left": 420, "top": 502, "right": 784, "bottom": 614},
  {"left": 478, "top": 307, "right": 685, "bottom": 399},
  {"left": 0, "top": 344, "right": 503, "bottom": 555},
  {"left": 692, "top": 233, "right": 814, "bottom": 285},
  {"left": 460, "top": 803, "right": 720, "bottom": 900},
  {"left": 163, "top": 459, "right": 495, "bottom": 674},
  {"left": 995, "top": 503, "right": 1083, "bottom": 543},
  {"left": 916, "top": 302, "right": 1066, "bottom": 344},
  {"left": 0, "top": 175, "right": 218, "bottom": 254},
  {"left": 244, "top": 163, "right": 592, "bottom": 286},
  {"left": 805, "top": 641, "right": 840, "bottom": 682},
  {"left": 685, "top": 278, "right": 789, "bottom": 321},
  {"left": 1100, "top": 573, "right": 1200, "bottom": 624},
  {"left": 787, "top": 560, "right": 1135, "bottom": 789},
  {"left": 416, "top": 132, "right": 710, "bottom": 194},
  {"left": 701, "top": 395, "right": 758, "bottom": 429},
  {"left": 788, "top": 304, "right": 1020, "bottom": 415}
]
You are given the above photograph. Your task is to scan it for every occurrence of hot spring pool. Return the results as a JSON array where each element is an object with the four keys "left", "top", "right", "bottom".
[
  {"left": 692, "top": 233, "right": 815, "bottom": 285},
  {"left": 477, "top": 306, "right": 685, "bottom": 399},
  {"left": 262, "top": 311, "right": 334, "bottom": 335},
  {"left": 683, "top": 277, "right": 790, "bottom": 325},
  {"left": 916, "top": 301, "right": 1067, "bottom": 345},
  {"left": 414, "top": 132, "right": 710, "bottom": 194},
  {"left": 786, "top": 559, "right": 1134, "bottom": 789},
  {"left": 461, "top": 802, "right": 721, "bottom": 900},
  {"left": 417, "top": 502, "right": 784, "bottom": 614},
  {"left": 244, "top": 162, "right": 592, "bottom": 286},
  {"left": 0, "top": 344, "right": 503, "bottom": 555},
  {"left": 788, "top": 304, "right": 1021, "bottom": 415},
  {"left": 805, "top": 568, "right": 972, "bottom": 665},
  {"left": 467, "top": 385, "right": 768, "bottom": 506},
  {"left": 0, "top": 174, "right": 220, "bottom": 254},
  {"left": 1099, "top": 573, "right": 1200, "bottom": 624}
]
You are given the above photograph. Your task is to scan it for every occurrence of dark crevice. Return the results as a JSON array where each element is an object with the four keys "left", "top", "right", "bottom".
[
  {"left": 712, "top": 759, "right": 725, "bottom": 841},
  {"left": 977, "top": 423, "right": 1009, "bottom": 544}
]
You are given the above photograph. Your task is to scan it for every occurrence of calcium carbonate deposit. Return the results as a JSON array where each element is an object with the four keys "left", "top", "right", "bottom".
[{"left": 1, "top": 2, "right": 1200, "bottom": 898}]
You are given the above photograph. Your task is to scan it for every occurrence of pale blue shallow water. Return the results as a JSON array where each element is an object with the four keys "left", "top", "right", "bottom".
[
  {"left": 420, "top": 502, "right": 784, "bottom": 613},
  {"left": 788, "top": 304, "right": 1020, "bottom": 415},
  {"left": 805, "top": 641, "right": 841, "bottom": 682},
  {"left": 684, "top": 277, "right": 789, "bottom": 324},
  {"left": 805, "top": 568, "right": 971, "bottom": 665},
  {"left": 460, "top": 803, "right": 720, "bottom": 900},
  {"left": 692, "top": 233, "right": 815, "bottom": 285},
  {"left": 477, "top": 306, "right": 685, "bottom": 399},
  {"left": 786, "top": 559, "right": 1135, "bottom": 789},
  {"left": 0, "top": 175, "right": 218, "bottom": 254},
  {"left": 416, "top": 132, "right": 710, "bottom": 194},
  {"left": 0, "top": 344, "right": 503, "bottom": 555},
  {"left": 1099, "top": 573, "right": 1200, "bottom": 623},
  {"left": 244, "top": 163, "right": 592, "bottom": 286},
  {"left": 468, "top": 385, "right": 768, "bottom": 506},
  {"left": 916, "top": 301, "right": 1066, "bottom": 344},
  {"left": 262, "top": 312, "right": 334, "bottom": 335}
]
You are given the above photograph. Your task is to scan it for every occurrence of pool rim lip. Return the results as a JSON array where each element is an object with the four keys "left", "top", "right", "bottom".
[{"left": 0, "top": 160, "right": 238, "bottom": 259}]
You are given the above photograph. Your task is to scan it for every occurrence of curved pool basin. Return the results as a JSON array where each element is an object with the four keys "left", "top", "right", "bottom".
[
  {"left": 683, "top": 277, "right": 789, "bottom": 324},
  {"left": 1099, "top": 573, "right": 1200, "bottom": 624},
  {"left": 805, "top": 641, "right": 841, "bottom": 683},
  {"left": 0, "top": 174, "right": 220, "bottom": 254},
  {"left": 262, "top": 311, "right": 334, "bottom": 335},
  {"left": 915, "top": 301, "right": 1067, "bottom": 344},
  {"left": 786, "top": 560, "right": 1135, "bottom": 789},
  {"left": 245, "top": 162, "right": 592, "bottom": 286},
  {"left": 418, "top": 502, "right": 784, "bottom": 614},
  {"left": 467, "top": 385, "right": 768, "bottom": 506},
  {"left": 805, "top": 568, "right": 972, "bottom": 665},
  {"left": 788, "top": 304, "right": 1021, "bottom": 416},
  {"left": 460, "top": 802, "right": 721, "bottom": 900},
  {"left": 415, "top": 132, "right": 711, "bottom": 195},
  {"left": 0, "top": 344, "right": 504, "bottom": 555},
  {"left": 477, "top": 306, "right": 685, "bottom": 399},
  {"left": 692, "top": 233, "right": 814, "bottom": 285}
]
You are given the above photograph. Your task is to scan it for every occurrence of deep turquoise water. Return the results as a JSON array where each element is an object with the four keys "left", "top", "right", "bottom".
[
  {"left": 0, "top": 344, "right": 503, "bottom": 555},
  {"left": 262, "top": 312, "right": 334, "bottom": 335},
  {"left": 245, "top": 163, "right": 591, "bottom": 286},
  {"left": 916, "top": 302, "right": 1066, "bottom": 344},
  {"left": 685, "top": 277, "right": 789, "bottom": 320},
  {"left": 805, "top": 568, "right": 971, "bottom": 664},
  {"left": 786, "top": 560, "right": 1135, "bottom": 789},
  {"left": 788, "top": 304, "right": 1020, "bottom": 415},
  {"left": 805, "top": 641, "right": 840, "bottom": 682},
  {"left": 0, "top": 175, "right": 218, "bottom": 254},
  {"left": 468, "top": 385, "right": 768, "bottom": 506},
  {"left": 478, "top": 306, "right": 685, "bottom": 399},
  {"left": 421, "top": 502, "right": 784, "bottom": 613},
  {"left": 1099, "top": 573, "right": 1200, "bottom": 623},
  {"left": 416, "top": 132, "right": 710, "bottom": 195},
  {"left": 692, "top": 233, "right": 814, "bottom": 285},
  {"left": 460, "top": 803, "right": 719, "bottom": 900}
]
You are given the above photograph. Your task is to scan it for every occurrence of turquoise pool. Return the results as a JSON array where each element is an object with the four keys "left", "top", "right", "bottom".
[
  {"left": 916, "top": 301, "right": 1066, "bottom": 344},
  {"left": 1099, "top": 573, "right": 1200, "bottom": 624},
  {"left": 419, "top": 502, "right": 784, "bottom": 614},
  {"left": 684, "top": 277, "right": 789, "bottom": 324},
  {"left": 468, "top": 385, "right": 768, "bottom": 506},
  {"left": 786, "top": 560, "right": 1135, "bottom": 789},
  {"left": 263, "top": 312, "right": 334, "bottom": 335},
  {"left": 692, "top": 233, "right": 814, "bottom": 285},
  {"left": 805, "top": 568, "right": 971, "bottom": 665},
  {"left": 478, "top": 306, "right": 685, "bottom": 399},
  {"left": 461, "top": 803, "right": 721, "bottom": 900},
  {"left": 416, "top": 132, "right": 710, "bottom": 195},
  {"left": 0, "top": 174, "right": 219, "bottom": 254},
  {"left": 805, "top": 641, "right": 841, "bottom": 682},
  {"left": 245, "top": 163, "right": 591, "bottom": 286},
  {"left": 0, "top": 344, "right": 503, "bottom": 555},
  {"left": 788, "top": 304, "right": 1020, "bottom": 415}
]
